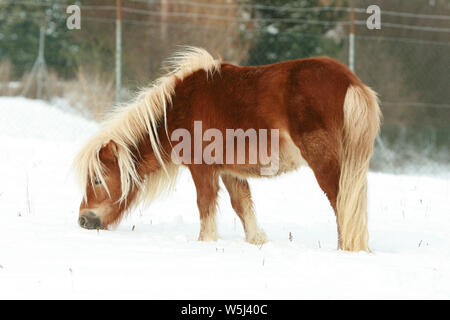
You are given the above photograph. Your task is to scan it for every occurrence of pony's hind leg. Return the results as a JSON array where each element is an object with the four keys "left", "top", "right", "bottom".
[
  {"left": 189, "top": 166, "right": 219, "bottom": 241},
  {"left": 294, "top": 131, "right": 342, "bottom": 243},
  {"left": 221, "top": 174, "right": 267, "bottom": 245}
]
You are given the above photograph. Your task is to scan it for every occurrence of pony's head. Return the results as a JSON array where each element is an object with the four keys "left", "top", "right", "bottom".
[
  {"left": 74, "top": 126, "right": 179, "bottom": 230},
  {"left": 74, "top": 139, "right": 141, "bottom": 229}
]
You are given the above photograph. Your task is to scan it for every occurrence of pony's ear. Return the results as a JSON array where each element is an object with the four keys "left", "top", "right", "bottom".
[{"left": 100, "top": 140, "right": 118, "bottom": 162}]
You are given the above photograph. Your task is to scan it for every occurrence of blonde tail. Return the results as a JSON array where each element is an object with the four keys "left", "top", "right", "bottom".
[{"left": 337, "top": 85, "right": 381, "bottom": 252}]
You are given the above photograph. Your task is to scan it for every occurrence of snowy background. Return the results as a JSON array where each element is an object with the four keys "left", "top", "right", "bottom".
[{"left": 0, "top": 96, "right": 449, "bottom": 299}]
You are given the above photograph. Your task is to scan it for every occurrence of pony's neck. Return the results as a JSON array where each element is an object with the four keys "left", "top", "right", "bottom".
[
  {"left": 136, "top": 137, "right": 165, "bottom": 177},
  {"left": 122, "top": 47, "right": 221, "bottom": 180}
]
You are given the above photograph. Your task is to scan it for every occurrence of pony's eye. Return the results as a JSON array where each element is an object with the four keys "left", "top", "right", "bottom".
[{"left": 94, "top": 179, "right": 102, "bottom": 185}]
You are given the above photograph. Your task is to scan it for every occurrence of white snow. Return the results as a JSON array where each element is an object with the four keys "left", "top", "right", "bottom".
[{"left": 0, "top": 96, "right": 449, "bottom": 299}]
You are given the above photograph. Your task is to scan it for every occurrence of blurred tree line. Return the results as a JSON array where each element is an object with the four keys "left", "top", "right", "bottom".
[{"left": 0, "top": 0, "right": 349, "bottom": 81}]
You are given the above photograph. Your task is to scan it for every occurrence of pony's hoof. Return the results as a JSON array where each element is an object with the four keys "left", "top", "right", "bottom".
[
  {"left": 198, "top": 232, "right": 219, "bottom": 242},
  {"left": 246, "top": 230, "right": 267, "bottom": 245}
]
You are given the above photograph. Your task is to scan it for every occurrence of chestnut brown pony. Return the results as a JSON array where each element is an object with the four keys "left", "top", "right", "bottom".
[{"left": 74, "top": 47, "right": 381, "bottom": 252}]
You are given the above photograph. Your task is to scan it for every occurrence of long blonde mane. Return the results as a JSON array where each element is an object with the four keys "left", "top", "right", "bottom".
[{"left": 74, "top": 47, "right": 221, "bottom": 204}]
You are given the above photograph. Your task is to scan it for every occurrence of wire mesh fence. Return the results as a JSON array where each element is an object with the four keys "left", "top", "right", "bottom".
[{"left": 0, "top": 0, "right": 449, "bottom": 173}]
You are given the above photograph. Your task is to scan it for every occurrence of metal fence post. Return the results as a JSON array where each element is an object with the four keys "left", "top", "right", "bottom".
[
  {"left": 349, "top": 7, "right": 355, "bottom": 72},
  {"left": 22, "top": 19, "right": 49, "bottom": 100},
  {"left": 116, "top": 0, "right": 122, "bottom": 104}
]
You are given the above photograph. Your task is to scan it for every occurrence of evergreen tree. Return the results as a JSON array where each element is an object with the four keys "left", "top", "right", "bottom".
[
  {"left": 0, "top": 0, "right": 80, "bottom": 78},
  {"left": 246, "top": 0, "right": 347, "bottom": 65}
]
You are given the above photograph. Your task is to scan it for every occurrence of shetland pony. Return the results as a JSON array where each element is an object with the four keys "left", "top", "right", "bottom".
[{"left": 74, "top": 47, "right": 381, "bottom": 252}]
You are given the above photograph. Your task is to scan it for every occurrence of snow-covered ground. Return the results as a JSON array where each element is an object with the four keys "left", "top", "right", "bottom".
[{"left": 0, "top": 97, "right": 449, "bottom": 299}]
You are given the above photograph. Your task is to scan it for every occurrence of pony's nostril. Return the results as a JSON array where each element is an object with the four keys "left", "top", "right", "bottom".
[{"left": 78, "top": 216, "right": 87, "bottom": 227}]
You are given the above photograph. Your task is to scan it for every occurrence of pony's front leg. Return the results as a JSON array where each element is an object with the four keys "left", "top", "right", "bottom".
[
  {"left": 221, "top": 174, "right": 267, "bottom": 245},
  {"left": 189, "top": 166, "right": 220, "bottom": 242}
]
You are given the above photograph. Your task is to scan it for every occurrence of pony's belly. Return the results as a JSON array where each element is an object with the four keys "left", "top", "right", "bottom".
[
  {"left": 222, "top": 132, "right": 307, "bottom": 178},
  {"left": 277, "top": 135, "right": 307, "bottom": 173}
]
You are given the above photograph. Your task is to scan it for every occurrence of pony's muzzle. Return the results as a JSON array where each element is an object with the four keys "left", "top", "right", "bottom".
[{"left": 78, "top": 211, "right": 104, "bottom": 230}]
